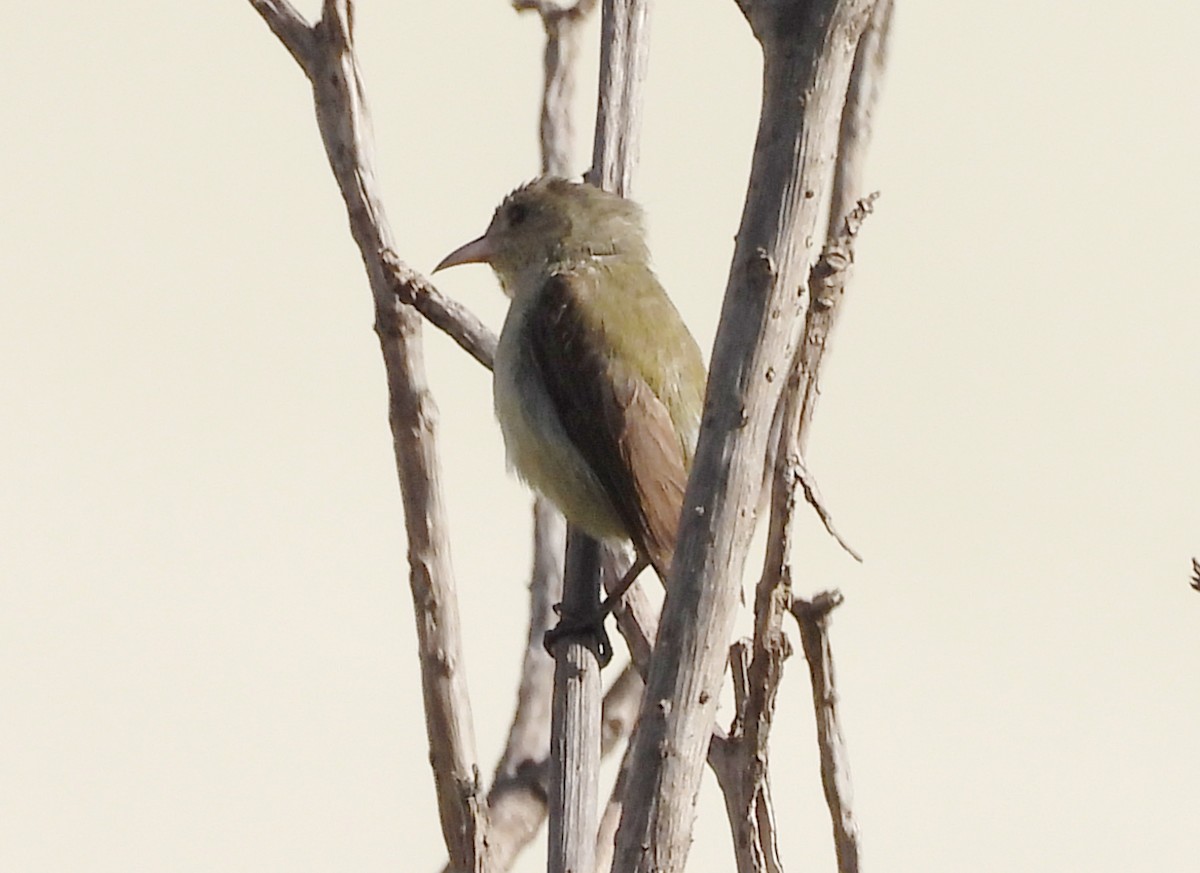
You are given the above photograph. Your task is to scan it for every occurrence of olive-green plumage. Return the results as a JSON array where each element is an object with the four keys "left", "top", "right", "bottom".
[{"left": 435, "top": 177, "right": 706, "bottom": 581}]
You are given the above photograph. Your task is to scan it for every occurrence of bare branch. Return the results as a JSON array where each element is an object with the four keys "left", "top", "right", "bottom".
[
  {"left": 723, "top": 178, "right": 876, "bottom": 873},
  {"left": 728, "top": 639, "right": 752, "bottom": 742},
  {"left": 380, "top": 250, "right": 497, "bottom": 369},
  {"left": 576, "top": 547, "right": 673, "bottom": 873},
  {"left": 716, "top": 420, "right": 798, "bottom": 873},
  {"left": 708, "top": 639, "right": 785, "bottom": 873},
  {"left": 708, "top": 736, "right": 784, "bottom": 873},
  {"left": 593, "top": 745, "right": 630, "bottom": 873},
  {"left": 454, "top": 661, "right": 643, "bottom": 873},
  {"left": 250, "top": 2, "right": 486, "bottom": 868},
  {"left": 600, "top": 670, "right": 743, "bottom": 873},
  {"left": 708, "top": 4, "right": 890, "bottom": 864},
  {"left": 828, "top": 0, "right": 892, "bottom": 241},
  {"left": 248, "top": 0, "right": 317, "bottom": 70},
  {"left": 547, "top": 532, "right": 606, "bottom": 873},
  {"left": 515, "top": 0, "right": 599, "bottom": 176},
  {"left": 790, "top": 591, "right": 859, "bottom": 873},
  {"left": 600, "top": 666, "right": 644, "bottom": 753},
  {"left": 738, "top": 183, "right": 876, "bottom": 873},
  {"left": 592, "top": 686, "right": 639, "bottom": 873},
  {"left": 795, "top": 0, "right": 893, "bottom": 452},
  {"left": 575, "top": 7, "right": 663, "bottom": 869},
  {"left": 478, "top": 501, "right": 563, "bottom": 872},
  {"left": 601, "top": 549, "right": 657, "bottom": 672},
  {"left": 607, "top": 559, "right": 785, "bottom": 873},
  {"left": 794, "top": 429, "right": 863, "bottom": 564},
  {"left": 745, "top": 11, "right": 890, "bottom": 865},
  {"left": 611, "top": 3, "right": 879, "bottom": 870},
  {"left": 584, "top": 664, "right": 646, "bottom": 873},
  {"left": 586, "top": 0, "right": 651, "bottom": 194}
]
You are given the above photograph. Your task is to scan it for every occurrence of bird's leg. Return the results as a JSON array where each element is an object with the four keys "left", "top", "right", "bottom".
[
  {"left": 544, "top": 553, "right": 650, "bottom": 667},
  {"left": 598, "top": 553, "right": 650, "bottom": 617}
]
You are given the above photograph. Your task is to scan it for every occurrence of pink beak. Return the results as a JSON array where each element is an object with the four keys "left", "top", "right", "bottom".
[{"left": 433, "top": 234, "right": 495, "bottom": 272}]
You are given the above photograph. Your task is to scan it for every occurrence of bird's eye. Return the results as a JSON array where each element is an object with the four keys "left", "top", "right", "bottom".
[{"left": 507, "top": 203, "right": 528, "bottom": 226}]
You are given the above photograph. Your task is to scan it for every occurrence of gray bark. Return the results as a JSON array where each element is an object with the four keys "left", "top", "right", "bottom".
[{"left": 610, "top": 3, "right": 878, "bottom": 871}]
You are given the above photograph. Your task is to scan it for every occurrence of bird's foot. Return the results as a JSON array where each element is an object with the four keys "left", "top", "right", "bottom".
[{"left": 544, "top": 603, "right": 613, "bottom": 667}]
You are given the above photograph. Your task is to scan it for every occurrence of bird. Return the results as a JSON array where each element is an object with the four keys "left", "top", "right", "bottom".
[{"left": 434, "top": 177, "right": 706, "bottom": 628}]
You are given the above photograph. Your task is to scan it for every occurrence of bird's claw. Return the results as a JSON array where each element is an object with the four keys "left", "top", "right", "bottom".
[{"left": 544, "top": 606, "right": 613, "bottom": 667}]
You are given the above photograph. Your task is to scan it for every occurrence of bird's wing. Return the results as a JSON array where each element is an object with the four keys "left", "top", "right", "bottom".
[{"left": 528, "top": 272, "right": 687, "bottom": 578}]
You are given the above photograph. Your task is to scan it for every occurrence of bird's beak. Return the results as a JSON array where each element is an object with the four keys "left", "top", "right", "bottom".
[{"left": 433, "top": 233, "right": 495, "bottom": 273}]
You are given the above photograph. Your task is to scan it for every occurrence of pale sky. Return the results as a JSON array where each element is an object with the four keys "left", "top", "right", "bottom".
[{"left": 2, "top": 2, "right": 1197, "bottom": 872}]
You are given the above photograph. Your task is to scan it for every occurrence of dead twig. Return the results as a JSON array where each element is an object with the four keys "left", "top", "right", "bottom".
[
  {"left": 247, "top": 2, "right": 487, "bottom": 868},
  {"left": 791, "top": 591, "right": 859, "bottom": 873}
]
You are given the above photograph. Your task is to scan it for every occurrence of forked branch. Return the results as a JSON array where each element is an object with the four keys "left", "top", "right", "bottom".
[{"left": 247, "top": 2, "right": 488, "bottom": 869}]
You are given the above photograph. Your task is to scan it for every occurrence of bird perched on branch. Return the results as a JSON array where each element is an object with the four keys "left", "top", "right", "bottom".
[{"left": 435, "top": 177, "right": 706, "bottom": 624}]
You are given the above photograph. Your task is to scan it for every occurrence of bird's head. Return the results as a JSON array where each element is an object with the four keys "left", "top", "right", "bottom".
[{"left": 434, "top": 177, "right": 649, "bottom": 296}]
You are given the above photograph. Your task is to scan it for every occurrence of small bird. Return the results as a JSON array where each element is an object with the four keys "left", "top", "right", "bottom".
[{"left": 435, "top": 177, "right": 706, "bottom": 619}]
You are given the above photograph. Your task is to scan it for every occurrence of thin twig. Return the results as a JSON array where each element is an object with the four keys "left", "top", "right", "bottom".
[
  {"left": 794, "top": 433, "right": 863, "bottom": 564},
  {"left": 248, "top": 0, "right": 316, "bottom": 69},
  {"left": 794, "top": 0, "right": 893, "bottom": 453},
  {"left": 380, "top": 250, "right": 497, "bottom": 369},
  {"left": 785, "top": 194, "right": 884, "bottom": 571},
  {"left": 247, "top": 2, "right": 487, "bottom": 869},
  {"left": 791, "top": 591, "right": 859, "bottom": 873}
]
